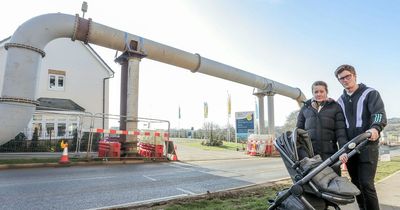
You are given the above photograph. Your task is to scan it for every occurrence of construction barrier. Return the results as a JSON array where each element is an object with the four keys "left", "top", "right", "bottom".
[
  {"left": 98, "top": 140, "right": 121, "bottom": 158},
  {"left": 138, "top": 130, "right": 168, "bottom": 158},
  {"left": 247, "top": 134, "right": 278, "bottom": 156},
  {"left": 89, "top": 128, "right": 175, "bottom": 160}
]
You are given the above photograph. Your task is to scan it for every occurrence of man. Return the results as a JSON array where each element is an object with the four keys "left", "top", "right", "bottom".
[{"left": 335, "top": 64, "right": 387, "bottom": 210}]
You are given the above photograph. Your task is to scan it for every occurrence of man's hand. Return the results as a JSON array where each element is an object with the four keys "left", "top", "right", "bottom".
[
  {"left": 367, "top": 128, "right": 380, "bottom": 141},
  {"left": 339, "top": 153, "right": 348, "bottom": 164}
]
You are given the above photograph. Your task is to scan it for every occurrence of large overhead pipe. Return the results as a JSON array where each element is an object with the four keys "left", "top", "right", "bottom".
[{"left": 0, "top": 13, "right": 306, "bottom": 145}]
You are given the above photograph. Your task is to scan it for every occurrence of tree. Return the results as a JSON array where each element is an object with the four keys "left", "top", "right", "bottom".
[
  {"left": 201, "top": 122, "right": 223, "bottom": 146},
  {"left": 278, "top": 110, "right": 300, "bottom": 134},
  {"left": 32, "top": 127, "right": 39, "bottom": 150}
]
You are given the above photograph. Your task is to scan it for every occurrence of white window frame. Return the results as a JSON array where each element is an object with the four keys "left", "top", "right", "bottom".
[
  {"left": 48, "top": 73, "right": 65, "bottom": 91},
  {"left": 27, "top": 113, "right": 80, "bottom": 140}
]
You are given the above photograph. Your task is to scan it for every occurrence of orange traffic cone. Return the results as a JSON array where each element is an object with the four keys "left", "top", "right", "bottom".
[
  {"left": 59, "top": 140, "right": 70, "bottom": 164},
  {"left": 250, "top": 142, "right": 257, "bottom": 156}
]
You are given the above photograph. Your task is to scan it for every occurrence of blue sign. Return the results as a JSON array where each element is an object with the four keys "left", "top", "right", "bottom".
[{"left": 235, "top": 111, "right": 254, "bottom": 141}]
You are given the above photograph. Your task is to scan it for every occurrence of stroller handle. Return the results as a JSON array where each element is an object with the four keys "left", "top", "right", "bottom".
[
  {"left": 345, "top": 131, "right": 372, "bottom": 147},
  {"left": 299, "top": 132, "right": 372, "bottom": 185},
  {"left": 331, "top": 131, "right": 372, "bottom": 168}
]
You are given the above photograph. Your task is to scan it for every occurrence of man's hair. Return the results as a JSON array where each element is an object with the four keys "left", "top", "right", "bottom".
[
  {"left": 334, "top": 64, "right": 356, "bottom": 78},
  {"left": 311, "top": 81, "right": 328, "bottom": 93}
]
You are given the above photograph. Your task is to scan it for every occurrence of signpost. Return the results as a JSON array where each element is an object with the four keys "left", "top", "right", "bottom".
[{"left": 235, "top": 111, "right": 255, "bottom": 143}]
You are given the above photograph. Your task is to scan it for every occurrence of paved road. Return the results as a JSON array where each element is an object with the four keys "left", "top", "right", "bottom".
[
  {"left": 0, "top": 156, "right": 287, "bottom": 210},
  {"left": 0, "top": 140, "right": 398, "bottom": 209}
]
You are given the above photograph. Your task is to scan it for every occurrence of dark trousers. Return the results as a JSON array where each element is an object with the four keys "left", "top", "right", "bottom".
[{"left": 347, "top": 155, "right": 379, "bottom": 210}]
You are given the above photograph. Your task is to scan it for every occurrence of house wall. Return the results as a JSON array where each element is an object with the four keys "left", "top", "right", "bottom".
[
  {"left": 0, "top": 44, "right": 6, "bottom": 94},
  {"left": 0, "top": 38, "right": 113, "bottom": 132}
]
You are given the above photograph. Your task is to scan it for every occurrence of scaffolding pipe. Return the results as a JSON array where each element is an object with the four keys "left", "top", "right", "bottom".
[{"left": 0, "top": 13, "right": 306, "bottom": 145}]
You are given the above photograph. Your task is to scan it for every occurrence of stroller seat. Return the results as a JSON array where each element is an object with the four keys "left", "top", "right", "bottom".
[
  {"left": 299, "top": 155, "right": 359, "bottom": 197},
  {"left": 268, "top": 128, "right": 367, "bottom": 210}
]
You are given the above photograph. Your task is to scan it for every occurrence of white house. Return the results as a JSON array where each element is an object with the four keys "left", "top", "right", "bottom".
[{"left": 0, "top": 37, "right": 114, "bottom": 140}]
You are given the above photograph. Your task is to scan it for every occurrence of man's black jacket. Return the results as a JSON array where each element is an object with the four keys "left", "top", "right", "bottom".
[{"left": 337, "top": 83, "right": 387, "bottom": 162}]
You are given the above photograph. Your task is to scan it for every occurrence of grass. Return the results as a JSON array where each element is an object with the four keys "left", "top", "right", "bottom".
[
  {"left": 0, "top": 157, "right": 94, "bottom": 164},
  {"left": 375, "top": 156, "right": 400, "bottom": 182},
  {"left": 144, "top": 183, "right": 290, "bottom": 210},
  {"left": 173, "top": 138, "right": 247, "bottom": 152}
]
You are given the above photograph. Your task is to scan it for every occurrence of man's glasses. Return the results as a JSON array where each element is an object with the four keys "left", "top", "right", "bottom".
[{"left": 338, "top": 74, "right": 352, "bottom": 81}]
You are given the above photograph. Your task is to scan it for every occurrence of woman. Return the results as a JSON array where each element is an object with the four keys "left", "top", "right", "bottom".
[{"left": 296, "top": 81, "right": 347, "bottom": 168}]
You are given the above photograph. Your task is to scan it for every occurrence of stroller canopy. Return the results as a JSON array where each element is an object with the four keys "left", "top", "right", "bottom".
[{"left": 276, "top": 128, "right": 314, "bottom": 162}]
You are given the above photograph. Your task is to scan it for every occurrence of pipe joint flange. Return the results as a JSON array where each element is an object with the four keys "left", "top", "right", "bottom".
[
  {"left": 295, "top": 88, "right": 303, "bottom": 100},
  {"left": 0, "top": 97, "right": 39, "bottom": 106},
  {"left": 138, "top": 37, "right": 147, "bottom": 55},
  {"left": 191, "top": 53, "right": 201, "bottom": 73},
  {"left": 84, "top": 18, "right": 92, "bottom": 44},
  {"left": 4, "top": 43, "right": 46, "bottom": 58},
  {"left": 71, "top": 14, "right": 80, "bottom": 41},
  {"left": 265, "top": 82, "right": 274, "bottom": 92}
]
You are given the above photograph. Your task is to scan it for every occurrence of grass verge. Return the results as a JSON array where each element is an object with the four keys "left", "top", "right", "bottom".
[
  {"left": 129, "top": 182, "right": 291, "bottom": 210},
  {"left": 375, "top": 156, "right": 400, "bottom": 182},
  {"left": 173, "top": 138, "right": 247, "bottom": 152},
  {"left": 0, "top": 157, "right": 93, "bottom": 164}
]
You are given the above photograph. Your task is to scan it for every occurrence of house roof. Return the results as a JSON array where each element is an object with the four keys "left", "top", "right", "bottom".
[
  {"left": 0, "top": 36, "right": 114, "bottom": 77},
  {"left": 37, "top": 97, "right": 85, "bottom": 112},
  {"left": 0, "top": 36, "right": 11, "bottom": 45}
]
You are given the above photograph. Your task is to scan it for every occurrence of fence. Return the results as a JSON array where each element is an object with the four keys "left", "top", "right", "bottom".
[
  {"left": 83, "top": 113, "right": 172, "bottom": 160},
  {"left": 0, "top": 111, "right": 175, "bottom": 161},
  {"left": 0, "top": 111, "right": 95, "bottom": 153}
]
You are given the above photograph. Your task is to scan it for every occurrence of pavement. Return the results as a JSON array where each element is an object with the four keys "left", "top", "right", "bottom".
[
  {"left": 375, "top": 171, "right": 400, "bottom": 210},
  {"left": 342, "top": 170, "right": 400, "bottom": 210},
  {"left": 173, "top": 139, "right": 253, "bottom": 161}
]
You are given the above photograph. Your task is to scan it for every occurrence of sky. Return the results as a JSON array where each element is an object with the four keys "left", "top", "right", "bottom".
[{"left": 1, "top": 0, "right": 399, "bottom": 130}]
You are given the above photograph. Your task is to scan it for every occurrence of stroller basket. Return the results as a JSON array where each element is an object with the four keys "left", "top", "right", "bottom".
[{"left": 269, "top": 128, "right": 370, "bottom": 210}]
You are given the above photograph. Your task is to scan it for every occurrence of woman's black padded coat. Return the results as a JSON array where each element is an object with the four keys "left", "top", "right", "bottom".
[{"left": 296, "top": 99, "right": 348, "bottom": 161}]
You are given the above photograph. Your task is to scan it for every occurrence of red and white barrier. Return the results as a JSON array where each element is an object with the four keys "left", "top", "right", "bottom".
[
  {"left": 87, "top": 128, "right": 169, "bottom": 138},
  {"left": 86, "top": 128, "right": 172, "bottom": 159},
  {"left": 247, "top": 134, "right": 278, "bottom": 156}
]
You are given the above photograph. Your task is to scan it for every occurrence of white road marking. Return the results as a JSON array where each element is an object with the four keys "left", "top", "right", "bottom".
[
  {"left": 143, "top": 175, "right": 157, "bottom": 181},
  {"left": 171, "top": 162, "right": 192, "bottom": 167},
  {"left": 169, "top": 163, "right": 193, "bottom": 170},
  {"left": 176, "top": 187, "right": 196, "bottom": 195}
]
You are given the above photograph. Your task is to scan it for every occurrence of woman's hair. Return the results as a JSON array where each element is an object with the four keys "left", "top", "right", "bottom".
[{"left": 311, "top": 81, "right": 328, "bottom": 93}]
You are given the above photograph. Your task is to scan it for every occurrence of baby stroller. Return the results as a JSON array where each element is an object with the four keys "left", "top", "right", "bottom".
[{"left": 268, "top": 128, "right": 371, "bottom": 210}]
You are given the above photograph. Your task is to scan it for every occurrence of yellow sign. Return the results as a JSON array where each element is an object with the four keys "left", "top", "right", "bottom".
[
  {"left": 246, "top": 113, "right": 253, "bottom": 121},
  {"left": 228, "top": 94, "right": 231, "bottom": 116}
]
